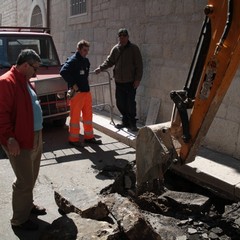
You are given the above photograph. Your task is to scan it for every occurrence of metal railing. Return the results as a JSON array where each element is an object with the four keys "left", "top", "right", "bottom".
[{"left": 89, "top": 70, "right": 115, "bottom": 125}]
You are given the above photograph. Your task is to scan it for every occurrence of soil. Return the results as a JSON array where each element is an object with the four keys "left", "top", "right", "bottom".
[
  {"left": 101, "top": 164, "right": 240, "bottom": 240},
  {"left": 137, "top": 172, "right": 240, "bottom": 240}
]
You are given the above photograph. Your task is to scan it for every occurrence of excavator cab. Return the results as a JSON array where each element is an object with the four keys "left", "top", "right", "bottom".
[{"left": 136, "top": 0, "right": 240, "bottom": 193}]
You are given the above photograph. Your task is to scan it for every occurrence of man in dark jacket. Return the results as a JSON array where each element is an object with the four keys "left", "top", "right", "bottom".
[
  {"left": 60, "top": 40, "right": 101, "bottom": 146},
  {"left": 95, "top": 28, "right": 143, "bottom": 131}
]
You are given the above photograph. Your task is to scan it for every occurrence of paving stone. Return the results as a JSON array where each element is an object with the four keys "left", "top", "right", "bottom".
[{"left": 54, "top": 187, "right": 109, "bottom": 220}]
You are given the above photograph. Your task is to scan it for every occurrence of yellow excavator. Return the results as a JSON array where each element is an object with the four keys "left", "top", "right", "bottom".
[{"left": 136, "top": 0, "right": 240, "bottom": 192}]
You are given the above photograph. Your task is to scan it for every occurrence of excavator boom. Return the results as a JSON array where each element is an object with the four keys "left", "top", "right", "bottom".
[{"left": 136, "top": 0, "right": 240, "bottom": 193}]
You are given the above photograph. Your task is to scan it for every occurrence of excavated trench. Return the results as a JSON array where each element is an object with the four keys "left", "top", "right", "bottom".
[
  {"left": 99, "top": 162, "right": 240, "bottom": 240},
  {"left": 40, "top": 160, "right": 240, "bottom": 240}
]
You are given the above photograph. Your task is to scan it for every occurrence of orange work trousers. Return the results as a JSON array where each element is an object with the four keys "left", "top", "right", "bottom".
[{"left": 68, "top": 92, "right": 94, "bottom": 142}]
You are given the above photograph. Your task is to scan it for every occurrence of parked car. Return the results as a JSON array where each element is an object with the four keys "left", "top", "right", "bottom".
[{"left": 0, "top": 26, "right": 69, "bottom": 127}]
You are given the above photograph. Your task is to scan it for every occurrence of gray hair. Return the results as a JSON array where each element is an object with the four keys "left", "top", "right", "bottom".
[{"left": 16, "top": 49, "right": 41, "bottom": 65}]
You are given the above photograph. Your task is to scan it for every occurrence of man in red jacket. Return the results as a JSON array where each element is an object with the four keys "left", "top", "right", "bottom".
[{"left": 0, "top": 49, "right": 46, "bottom": 231}]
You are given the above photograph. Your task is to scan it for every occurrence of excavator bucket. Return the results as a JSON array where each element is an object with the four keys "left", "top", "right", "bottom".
[
  {"left": 136, "top": 0, "right": 240, "bottom": 194},
  {"left": 136, "top": 123, "right": 178, "bottom": 194}
]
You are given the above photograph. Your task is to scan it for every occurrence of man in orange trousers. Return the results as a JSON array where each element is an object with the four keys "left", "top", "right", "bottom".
[{"left": 60, "top": 40, "right": 102, "bottom": 146}]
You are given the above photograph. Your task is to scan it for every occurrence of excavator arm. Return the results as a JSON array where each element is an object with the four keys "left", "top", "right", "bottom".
[{"left": 136, "top": 0, "right": 240, "bottom": 193}]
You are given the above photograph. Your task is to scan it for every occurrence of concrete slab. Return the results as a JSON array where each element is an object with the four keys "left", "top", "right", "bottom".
[
  {"left": 93, "top": 110, "right": 240, "bottom": 201},
  {"left": 145, "top": 97, "right": 161, "bottom": 125}
]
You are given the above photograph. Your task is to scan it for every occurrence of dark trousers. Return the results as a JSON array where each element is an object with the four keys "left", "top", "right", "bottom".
[{"left": 115, "top": 82, "right": 137, "bottom": 126}]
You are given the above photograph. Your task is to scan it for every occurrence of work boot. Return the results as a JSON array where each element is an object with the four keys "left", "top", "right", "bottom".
[
  {"left": 68, "top": 141, "right": 84, "bottom": 148},
  {"left": 84, "top": 138, "right": 102, "bottom": 145}
]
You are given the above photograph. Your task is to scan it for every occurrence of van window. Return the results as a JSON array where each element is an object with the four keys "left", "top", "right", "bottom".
[{"left": 0, "top": 35, "right": 60, "bottom": 66}]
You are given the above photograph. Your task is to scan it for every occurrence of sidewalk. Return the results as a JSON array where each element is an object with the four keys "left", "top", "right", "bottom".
[{"left": 93, "top": 110, "right": 240, "bottom": 201}]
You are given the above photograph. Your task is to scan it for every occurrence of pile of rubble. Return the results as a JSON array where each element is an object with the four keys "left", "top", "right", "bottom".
[{"left": 39, "top": 164, "right": 240, "bottom": 240}]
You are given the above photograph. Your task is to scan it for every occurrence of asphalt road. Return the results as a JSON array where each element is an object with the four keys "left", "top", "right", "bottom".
[{"left": 0, "top": 124, "right": 136, "bottom": 240}]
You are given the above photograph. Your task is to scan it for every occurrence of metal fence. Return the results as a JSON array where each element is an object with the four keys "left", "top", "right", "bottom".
[{"left": 89, "top": 70, "right": 115, "bottom": 125}]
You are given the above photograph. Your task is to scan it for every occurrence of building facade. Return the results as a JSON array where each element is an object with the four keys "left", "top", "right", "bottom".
[{"left": 1, "top": 0, "right": 240, "bottom": 160}]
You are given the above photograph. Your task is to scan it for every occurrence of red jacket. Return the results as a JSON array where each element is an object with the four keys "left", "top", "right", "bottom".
[{"left": 0, "top": 66, "right": 34, "bottom": 149}]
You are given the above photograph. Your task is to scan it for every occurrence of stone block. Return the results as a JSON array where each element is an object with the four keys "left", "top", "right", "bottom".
[
  {"left": 55, "top": 188, "right": 109, "bottom": 220},
  {"left": 103, "top": 193, "right": 162, "bottom": 240}
]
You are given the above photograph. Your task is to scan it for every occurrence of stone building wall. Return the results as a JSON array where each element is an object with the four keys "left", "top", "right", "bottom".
[
  {"left": 1, "top": 0, "right": 240, "bottom": 159},
  {"left": 0, "top": 0, "right": 17, "bottom": 26}
]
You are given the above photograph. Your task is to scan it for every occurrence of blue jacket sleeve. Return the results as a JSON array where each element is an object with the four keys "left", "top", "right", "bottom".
[{"left": 60, "top": 57, "right": 77, "bottom": 87}]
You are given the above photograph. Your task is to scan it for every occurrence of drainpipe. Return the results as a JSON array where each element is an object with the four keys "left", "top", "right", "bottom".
[{"left": 47, "top": 0, "right": 50, "bottom": 33}]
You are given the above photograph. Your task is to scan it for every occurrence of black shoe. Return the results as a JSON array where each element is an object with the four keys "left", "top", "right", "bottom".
[
  {"left": 115, "top": 123, "right": 128, "bottom": 129},
  {"left": 68, "top": 141, "right": 84, "bottom": 147},
  {"left": 31, "top": 205, "right": 47, "bottom": 215},
  {"left": 84, "top": 138, "right": 102, "bottom": 145},
  {"left": 12, "top": 219, "right": 39, "bottom": 231},
  {"left": 129, "top": 125, "right": 139, "bottom": 132}
]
